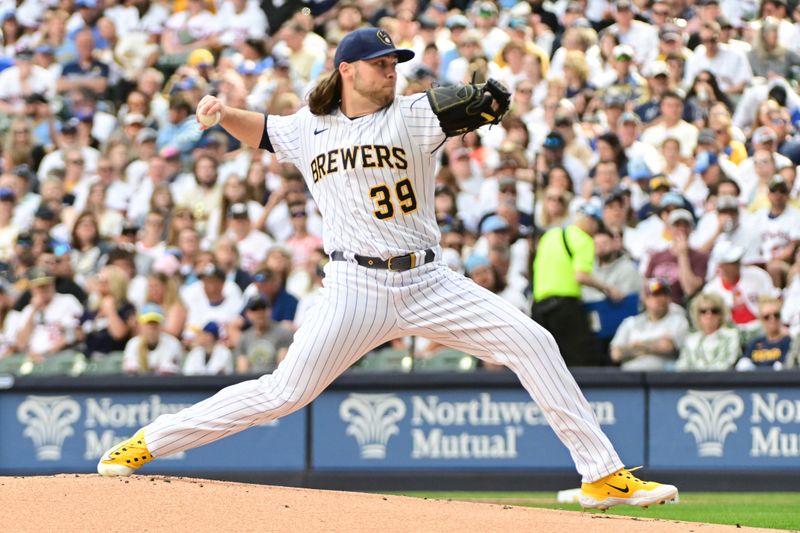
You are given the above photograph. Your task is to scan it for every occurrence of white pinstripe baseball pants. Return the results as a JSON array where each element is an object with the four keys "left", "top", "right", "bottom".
[{"left": 144, "top": 260, "right": 624, "bottom": 482}]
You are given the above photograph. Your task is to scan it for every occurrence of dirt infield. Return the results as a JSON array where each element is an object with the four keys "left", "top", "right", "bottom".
[{"left": 0, "top": 475, "right": 778, "bottom": 532}]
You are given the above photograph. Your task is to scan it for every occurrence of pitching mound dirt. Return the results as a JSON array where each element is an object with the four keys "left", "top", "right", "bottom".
[{"left": 0, "top": 475, "right": 776, "bottom": 532}]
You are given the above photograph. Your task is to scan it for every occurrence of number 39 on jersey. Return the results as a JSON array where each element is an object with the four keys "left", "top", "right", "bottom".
[{"left": 369, "top": 177, "right": 418, "bottom": 220}]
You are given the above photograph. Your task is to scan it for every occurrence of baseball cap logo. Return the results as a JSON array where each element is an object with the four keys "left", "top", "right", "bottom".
[{"left": 376, "top": 30, "right": 393, "bottom": 46}]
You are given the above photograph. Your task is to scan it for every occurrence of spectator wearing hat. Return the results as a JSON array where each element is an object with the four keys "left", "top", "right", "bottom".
[
  {"left": 640, "top": 91, "right": 699, "bottom": 159},
  {"left": 11, "top": 267, "right": 83, "bottom": 363},
  {"left": 737, "top": 127, "right": 795, "bottom": 207},
  {"left": 79, "top": 264, "right": 136, "bottom": 359},
  {"left": 601, "top": 187, "right": 634, "bottom": 235},
  {"left": 635, "top": 175, "right": 673, "bottom": 223},
  {"left": 122, "top": 303, "right": 184, "bottom": 375},
  {"left": 469, "top": 0, "right": 508, "bottom": 60},
  {"left": 675, "top": 292, "right": 740, "bottom": 371},
  {"left": 242, "top": 266, "right": 298, "bottom": 328},
  {"left": 36, "top": 114, "right": 101, "bottom": 184},
  {"left": 57, "top": 29, "right": 110, "bottom": 98},
  {"left": 533, "top": 204, "right": 623, "bottom": 366},
  {"left": 0, "top": 46, "right": 56, "bottom": 116},
  {"left": 683, "top": 150, "right": 724, "bottom": 214},
  {"left": 644, "top": 208, "right": 708, "bottom": 304},
  {"left": 472, "top": 213, "right": 528, "bottom": 297},
  {"left": 634, "top": 60, "right": 671, "bottom": 125},
  {"left": 182, "top": 262, "right": 244, "bottom": 348},
  {"left": 601, "top": 44, "right": 648, "bottom": 106},
  {"left": 538, "top": 130, "right": 589, "bottom": 193},
  {"left": 684, "top": 20, "right": 751, "bottom": 95},
  {"left": 11, "top": 238, "right": 82, "bottom": 314},
  {"left": 753, "top": 176, "right": 800, "bottom": 287},
  {"left": 235, "top": 295, "right": 293, "bottom": 373},
  {"left": 610, "top": 277, "right": 690, "bottom": 371},
  {"left": 183, "top": 320, "right": 234, "bottom": 375},
  {"left": 465, "top": 253, "right": 527, "bottom": 315},
  {"left": 737, "top": 297, "right": 796, "bottom": 371},
  {"left": 0, "top": 188, "right": 19, "bottom": 262},
  {"left": 703, "top": 241, "right": 776, "bottom": 337}
]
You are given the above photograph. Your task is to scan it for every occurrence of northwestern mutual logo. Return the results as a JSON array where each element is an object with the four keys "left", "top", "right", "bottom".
[
  {"left": 340, "top": 393, "right": 406, "bottom": 459},
  {"left": 677, "top": 390, "right": 744, "bottom": 457},
  {"left": 17, "top": 395, "right": 81, "bottom": 460}
]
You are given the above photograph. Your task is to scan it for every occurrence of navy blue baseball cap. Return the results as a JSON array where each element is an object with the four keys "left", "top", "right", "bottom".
[{"left": 334, "top": 28, "right": 414, "bottom": 68}]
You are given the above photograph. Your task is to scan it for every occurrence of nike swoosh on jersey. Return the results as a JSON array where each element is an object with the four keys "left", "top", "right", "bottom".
[{"left": 314, "top": 127, "right": 328, "bottom": 135}]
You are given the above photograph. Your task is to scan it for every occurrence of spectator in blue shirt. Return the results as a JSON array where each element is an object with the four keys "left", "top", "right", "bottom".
[
  {"left": 57, "top": 28, "right": 109, "bottom": 98},
  {"left": 737, "top": 298, "right": 794, "bottom": 371}
]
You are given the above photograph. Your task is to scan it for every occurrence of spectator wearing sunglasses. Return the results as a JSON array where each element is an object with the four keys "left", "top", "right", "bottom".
[
  {"left": 736, "top": 297, "right": 796, "bottom": 370},
  {"left": 675, "top": 292, "right": 739, "bottom": 370}
]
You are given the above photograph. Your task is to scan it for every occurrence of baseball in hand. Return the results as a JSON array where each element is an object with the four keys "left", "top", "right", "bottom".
[{"left": 198, "top": 111, "right": 221, "bottom": 127}]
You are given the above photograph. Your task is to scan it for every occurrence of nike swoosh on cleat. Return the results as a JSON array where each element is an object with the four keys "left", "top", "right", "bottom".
[
  {"left": 314, "top": 128, "right": 328, "bottom": 135},
  {"left": 605, "top": 483, "right": 630, "bottom": 493}
]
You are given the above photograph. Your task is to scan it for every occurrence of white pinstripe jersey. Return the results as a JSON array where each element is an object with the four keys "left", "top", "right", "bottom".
[{"left": 264, "top": 94, "right": 446, "bottom": 259}]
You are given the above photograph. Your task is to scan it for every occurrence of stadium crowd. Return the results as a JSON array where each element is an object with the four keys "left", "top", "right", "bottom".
[{"left": 0, "top": 0, "right": 800, "bottom": 376}]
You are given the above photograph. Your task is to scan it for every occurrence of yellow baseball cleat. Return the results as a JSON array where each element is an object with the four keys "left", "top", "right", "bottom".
[
  {"left": 579, "top": 467, "right": 678, "bottom": 510},
  {"left": 97, "top": 429, "right": 154, "bottom": 477}
]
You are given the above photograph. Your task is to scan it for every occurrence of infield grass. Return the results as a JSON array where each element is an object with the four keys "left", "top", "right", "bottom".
[{"left": 397, "top": 492, "right": 800, "bottom": 531}]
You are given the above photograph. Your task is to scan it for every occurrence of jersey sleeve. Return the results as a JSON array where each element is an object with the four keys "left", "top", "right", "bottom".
[
  {"left": 397, "top": 94, "right": 447, "bottom": 153},
  {"left": 260, "top": 111, "right": 303, "bottom": 167}
]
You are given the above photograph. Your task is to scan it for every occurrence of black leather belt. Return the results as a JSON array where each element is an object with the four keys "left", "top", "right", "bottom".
[{"left": 330, "top": 249, "right": 435, "bottom": 272}]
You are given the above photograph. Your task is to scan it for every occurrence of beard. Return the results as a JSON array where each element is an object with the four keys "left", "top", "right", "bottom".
[{"left": 353, "top": 76, "right": 395, "bottom": 108}]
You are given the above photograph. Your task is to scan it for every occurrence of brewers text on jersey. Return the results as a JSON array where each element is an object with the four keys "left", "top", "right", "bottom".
[{"left": 310, "top": 144, "right": 408, "bottom": 183}]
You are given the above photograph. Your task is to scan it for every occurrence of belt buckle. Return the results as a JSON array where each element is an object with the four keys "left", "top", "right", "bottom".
[{"left": 387, "top": 254, "right": 415, "bottom": 272}]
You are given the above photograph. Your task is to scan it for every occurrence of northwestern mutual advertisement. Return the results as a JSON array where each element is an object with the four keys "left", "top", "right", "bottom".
[
  {"left": 0, "top": 392, "right": 305, "bottom": 473},
  {"left": 312, "top": 389, "right": 643, "bottom": 469},
  {"left": 650, "top": 388, "right": 800, "bottom": 469}
]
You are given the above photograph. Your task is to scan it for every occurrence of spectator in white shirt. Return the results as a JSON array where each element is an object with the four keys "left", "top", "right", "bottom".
[
  {"left": 754, "top": 176, "right": 800, "bottom": 287},
  {"left": 12, "top": 268, "right": 83, "bottom": 362},
  {"left": 216, "top": 0, "right": 267, "bottom": 47},
  {"left": 183, "top": 321, "right": 234, "bottom": 375},
  {"left": 226, "top": 203, "right": 274, "bottom": 274},
  {"left": 0, "top": 47, "right": 56, "bottom": 116},
  {"left": 122, "top": 303, "right": 184, "bottom": 375},
  {"left": 703, "top": 241, "right": 777, "bottom": 337},
  {"left": 684, "top": 20, "right": 752, "bottom": 94},
  {"left": 610, "top": 277, "right": 690, "bottom": 371},
  {"left": 640, "top": 91, "right": 699, "bottom": 158}
]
